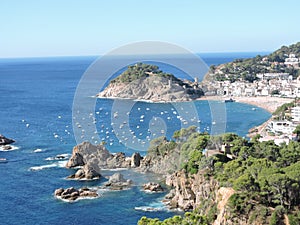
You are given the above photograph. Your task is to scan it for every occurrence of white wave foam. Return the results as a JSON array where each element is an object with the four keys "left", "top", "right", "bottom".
[
  {"left": 55, "top": 194, "right": 100, "bottom": 203},
  {"left": 66, "top": 177, "right": 100, "bottom": 181},
  {"left": 29, "top": 160, "right": 68, "bottom": 171},
  {"left": 101, "top": 168, "right": 128, "bottom": 171},
  {"left": 135, "top": 201, "right": 167, "bottom": 212},
  {"left": 0, "top": 145, "right": 19, "bottom": 151}
]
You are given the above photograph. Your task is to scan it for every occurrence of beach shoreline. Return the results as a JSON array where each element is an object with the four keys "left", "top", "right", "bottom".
[{"left": 200, "top": 96, "right": 294, "bottom": 113}]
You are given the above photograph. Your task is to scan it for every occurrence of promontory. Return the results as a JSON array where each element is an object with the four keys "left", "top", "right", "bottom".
[{"left": 96, "top": 63, "right": 204, "bottom": 102}]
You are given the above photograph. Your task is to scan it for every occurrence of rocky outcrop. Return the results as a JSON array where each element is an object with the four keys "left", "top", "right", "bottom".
[
  {"left": 97, "top": 75, "right": 203, "bottom": 102},
  {"left": 138, "top": 149, "right": 182, "bottom": 174},
  {"left": 143, "top": 182, "right": 164, "bottom": 192},
  {"left": 165, "top": 170, "right": 219, "bottom": 211},
  {"left": 66, "top": 142, "right": 143, "bottom": 171},
  {"left": 106, "top": 152, "right": 131, "bottom": 168},
  {"left": 66, "top": 142, "right": 110, "bottom": 169},
  {"left": 67, "top": 165, "right": 101, "bottom": 180},
  {"left": 131, "top": 152, "right": 142, "bottom": 168},
  {"left": 213, "top": 187, "right": 236, "bottom": 225},
  {"left": 164, "top": 170, "right": 261, "bottom": 224},
  {"left": 104, "top": 173, "right": 132, "bottom": 190},
  {"left": 54, "top": 187, "right": 98, "bottom": 201},
  {"left": 0, "top": 134, "right": 15, "bottom": 145}
]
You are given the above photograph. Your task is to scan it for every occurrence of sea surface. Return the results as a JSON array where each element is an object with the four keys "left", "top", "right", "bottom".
[{"left": 0, "top": 53, "right": 270, "bottom": 225}]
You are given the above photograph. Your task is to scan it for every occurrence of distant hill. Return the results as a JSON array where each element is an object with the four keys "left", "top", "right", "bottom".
[
  {"left": 97, "top": 63, "right": 204, "bottom": 102},
  {"left": 205, "top": 42, "right": 300, "bottom": 83}
]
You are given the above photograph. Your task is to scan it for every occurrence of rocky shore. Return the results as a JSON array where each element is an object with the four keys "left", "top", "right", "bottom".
[
  {"left": 62, "top": 141, "right": 259, "bottom": 223},
  {"left": 97, "top": 75, "right": 203, "bottom": 102},
  {"left": 0, "top": 134, "right": 15, "bottom": 146}
]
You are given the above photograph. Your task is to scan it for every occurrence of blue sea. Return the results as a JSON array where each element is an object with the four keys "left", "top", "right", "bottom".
[{"left": 0, "top": 53, "right": 270, "bottom": 225}]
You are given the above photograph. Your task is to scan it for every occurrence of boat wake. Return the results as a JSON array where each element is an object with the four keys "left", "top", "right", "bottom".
[{"left": 0, "top": 145, "right": 19, "bottom": 151}]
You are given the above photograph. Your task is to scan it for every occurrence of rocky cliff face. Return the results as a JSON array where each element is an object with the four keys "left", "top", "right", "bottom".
[
  {"left": 66, "top": 142, "right": 142, "bottom": 172},
  {"left": 165, "top": 170, "right": 267, "bottom": 225},
  {"left": 165, "top": 170, "right": 220, "bottom": 211},
  {"left": 66, "top": 141, "right": 180, "bottom": 175},
  {"left": 97, "top": 76, "right": 203, "bottom": 102},
  {"left": 139, "top": 150, "right": 182, "bottom": 174},
  {"left": 66, "top": 142, "right": 265, "bottom": 224}
]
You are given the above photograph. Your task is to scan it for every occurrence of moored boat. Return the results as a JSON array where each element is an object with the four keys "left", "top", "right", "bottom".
[
  {"left": 0, "top": 158, "right": 8, "bottom": 163},
  {"left": 224, "top": 98, "right": 235, "bottom": 103}
]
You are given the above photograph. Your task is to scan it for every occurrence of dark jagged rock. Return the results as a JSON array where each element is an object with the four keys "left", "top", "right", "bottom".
[
  {"left": 67, "top": 165, "right": 101, "bottom": 180},
  {"left": 66, "top": 142, "right": 142, "bottom": 171},
  {"left": 104, "top": 173, "right": 132, "bottom": 190},
  {"left": 106, "top": 152, "right": 130, "bottom": 168},
  {"left": 143, "top": 182, "right": 164, "bottom": 192},
  {"left": 0, "top": 135, "right": 15, "bottom": 146},
  {"left": 54, "top": 187, "right": 98, "bottom": 202},
  {"left": 2, "top": 145, "right": 12, "bottom": 150},
  {"left": 131, "top": 152, "right": 142, "bottom": 168}
]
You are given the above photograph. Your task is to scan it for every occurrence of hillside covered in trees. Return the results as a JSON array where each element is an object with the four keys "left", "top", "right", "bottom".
[
  {"left": 138, "top": 127, "right": 300, "bottom": 225},
  {"left": 208, "top": 42, "right": 300, "bottom": 83}
]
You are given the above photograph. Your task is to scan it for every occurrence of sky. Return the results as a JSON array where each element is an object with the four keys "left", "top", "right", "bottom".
[{"left": 1, "top": 0, "right": 300, "bottom": 58}]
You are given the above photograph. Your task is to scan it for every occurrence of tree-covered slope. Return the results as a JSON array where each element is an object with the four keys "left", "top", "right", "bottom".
[
  {"left": 208, "top": 42, "right": 300, "bottom": 83},
  {"left": 138, "top": 127, "right": 300, "bottom": 225}
]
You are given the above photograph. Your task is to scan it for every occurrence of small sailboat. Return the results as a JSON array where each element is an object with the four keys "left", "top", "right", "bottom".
[{"left": 0, "top": 158, "right": 8, "bottom": 163}]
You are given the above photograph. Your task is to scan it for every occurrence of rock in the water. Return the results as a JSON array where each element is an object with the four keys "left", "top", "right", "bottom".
[
  {"left": 67, "top": 165, "right": 101, "bottom": 180},
  {"left": 106, "top": 152, "right": 130, "bottom": 168},
  {"left": 0, "top": 135, "right": 15, "bottom": 146},
  {"left": 143, "top": 182, "right": 164, "bottom": 192},
  {"left": 54, "top": 187, "right": 98, "bottom": 201},
  {"left": 2, "top": 145, "right": 12, "bottom": 150},
  {"left": 105, "top": 173, "right": 132, "bottom": 190},
  {"left": 66, "top": 152, "right": 84, "bottom": 168},
  {"left": 131, "top": 152, "right": 142, "bottom": 168},
  {"left": 66, "top": 142, "right": 123, "bottom": 170},
  {"left": 54, "top": 188, "right": 64, "bottom": 196}
]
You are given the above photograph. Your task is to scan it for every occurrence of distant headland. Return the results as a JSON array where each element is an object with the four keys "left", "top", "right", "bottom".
[{"left": 96, "top": 63, "right": 204, "bottom": 102}]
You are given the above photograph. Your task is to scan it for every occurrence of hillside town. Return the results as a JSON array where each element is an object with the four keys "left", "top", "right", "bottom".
[
  {"left": 204, "top": 51, "right": 300, "bottom": 146},
  {"left": 205, "top": 53, "right": 300, "bottom": 98}
]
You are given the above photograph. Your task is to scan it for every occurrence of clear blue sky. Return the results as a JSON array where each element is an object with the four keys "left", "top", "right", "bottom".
[{"left": 1, "top": 0, "right": 300, "bottom": 58}]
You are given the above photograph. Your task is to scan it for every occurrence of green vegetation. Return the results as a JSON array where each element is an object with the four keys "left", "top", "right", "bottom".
[
  {"left": 210, "top": 42, "right": 300, "bottom": 83},
  {"left": 138, "top": 212, "right": 208, "bottom": 225},
  {"left": 273, "top": 101, "right": 294, "bottom": 116},
  {"left": 111, "top": 63, "right": 182, "bottom": 84},
  {"left": 140, "top": 125, "right": 300, "bottom": 224}
]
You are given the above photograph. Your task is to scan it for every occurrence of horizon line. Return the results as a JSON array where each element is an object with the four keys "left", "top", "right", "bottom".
[{"left": 0, "top": 51, "right": 271, "bottom": 60}]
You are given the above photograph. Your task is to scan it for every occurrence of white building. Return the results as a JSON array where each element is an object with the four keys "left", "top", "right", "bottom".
[
  {"left": 268, "top": 120, "right": 296, "bottom": 134},
  {"left": 292, "top": 106, "right": 300, "bottom": 122},
  {"left": 285, "top": 54, "right": 299, "bottom": 66}
]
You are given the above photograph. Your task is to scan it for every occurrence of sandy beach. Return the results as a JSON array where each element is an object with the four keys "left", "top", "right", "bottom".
[{"left": 201, "top": 96, "right": 294, "bottom": 113}]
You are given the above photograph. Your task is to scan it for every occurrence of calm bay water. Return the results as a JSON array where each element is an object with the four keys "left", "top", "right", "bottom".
[{"left": 0, "top": 53, "right": 270, "bottom": 225}]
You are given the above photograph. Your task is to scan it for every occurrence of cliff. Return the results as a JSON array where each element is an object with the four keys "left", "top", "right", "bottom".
[
  {"left": 97, "top": 63, "right": 203, "bottom": 102},
  {"left": 165, "top": 170, "right": 270, "bottom": 225}
]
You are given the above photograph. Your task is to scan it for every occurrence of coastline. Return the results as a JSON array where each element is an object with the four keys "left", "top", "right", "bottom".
[
  {"left": 201, "top": 96, "right": 294, "bottom": 113},
  {"left": 98, "top": 95, "right": 294, "bottom": 114}
]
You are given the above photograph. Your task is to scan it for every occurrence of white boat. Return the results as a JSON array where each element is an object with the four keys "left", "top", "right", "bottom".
[{"left": 0, "top": 158, "right": 7, "bottom": 163}]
